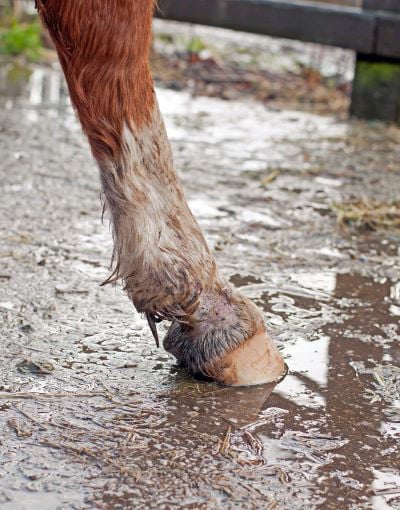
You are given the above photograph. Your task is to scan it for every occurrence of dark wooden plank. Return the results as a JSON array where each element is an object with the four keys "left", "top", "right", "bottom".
[
  {"left": 225, "top": 0, "right": 374, "bottom": 51},
  {"left": 363, "top": 0, "right": 400, "bottom": 12},
  {"left": 353, "top": 2, "right": 400, "bottom": 123},
  {"left": 376, "top": 14, "right": 400, "bottom": 58},
  {"left": 351, "top": 54, "right": 400, "bottom": 122},
  {"left": 156, "top": 0, "right": 376, "bottom": 53},
  {"left": 157, "top": 0, "right": 223, "bottom": 27}
]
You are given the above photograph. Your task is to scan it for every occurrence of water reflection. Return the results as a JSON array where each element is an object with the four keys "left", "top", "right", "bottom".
[
  {"left": 274, "top": 273, "right": 398, "bottom": 508},
  {"left": 0, "top": 63, "right": 69, "bottom": 110}
]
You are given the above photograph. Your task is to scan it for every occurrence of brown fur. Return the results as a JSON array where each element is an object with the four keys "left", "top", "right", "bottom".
[{"left": 36, "top": 0, "right": 155, "bottom": 164}]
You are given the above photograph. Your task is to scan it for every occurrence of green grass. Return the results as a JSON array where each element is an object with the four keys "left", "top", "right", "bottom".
[
  {"left": 0, "top": 19, "right": 42, "bottom": 61},
  {"left": 186, "top": 35, "right": 207, "bottom": 54}
]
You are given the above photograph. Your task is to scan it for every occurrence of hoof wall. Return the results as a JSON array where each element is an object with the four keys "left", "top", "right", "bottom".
[{"left": 206, "top": 328, "right": 287, "bottom": 387}]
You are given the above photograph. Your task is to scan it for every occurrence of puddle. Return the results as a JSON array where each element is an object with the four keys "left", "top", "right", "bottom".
[{"left": 0, "top": 61, "right": 399, "bottom": 509}]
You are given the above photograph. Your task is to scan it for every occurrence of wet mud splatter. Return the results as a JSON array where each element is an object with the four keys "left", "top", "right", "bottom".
[{"left": 0, "top": 61, "right": 399, "bottom": 510}]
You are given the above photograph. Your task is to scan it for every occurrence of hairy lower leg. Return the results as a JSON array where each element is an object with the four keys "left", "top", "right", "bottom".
[{"left": 37, "top": 0, "right": 285, "bottom": 384}]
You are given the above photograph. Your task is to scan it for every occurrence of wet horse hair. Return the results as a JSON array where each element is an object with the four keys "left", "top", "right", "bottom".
[{"left": 35, "top": 0, "right": 285, "bottom": 385}]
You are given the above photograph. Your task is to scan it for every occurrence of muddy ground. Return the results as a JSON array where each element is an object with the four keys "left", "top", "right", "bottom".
[
  {"left": 151, "top": 19, "right": 354, "bottom": 117},
  {"left": 1, "top": 22, "right": 400, "bottom": 510}
]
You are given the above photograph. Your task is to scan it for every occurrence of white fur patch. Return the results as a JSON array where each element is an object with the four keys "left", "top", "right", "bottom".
[{"left": 99, "top": 100, "right": 216, "bottom": 316}]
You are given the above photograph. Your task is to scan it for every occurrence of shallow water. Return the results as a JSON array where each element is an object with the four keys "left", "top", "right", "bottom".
[{"left": 0, "top": 64, "right": 399, "bottom": 509}]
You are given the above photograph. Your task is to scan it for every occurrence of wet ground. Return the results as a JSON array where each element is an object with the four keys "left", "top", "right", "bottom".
[
  {"left": 1, "top": 42, "right": 400, "bottom": 510},
  {"left": 151, "top": 19, "right": 354, "bottom": 116}
]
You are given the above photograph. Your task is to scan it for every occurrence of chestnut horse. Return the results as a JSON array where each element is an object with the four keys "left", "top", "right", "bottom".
[{"left": 36, "top": 0, "right": 285, "bottom": 386}]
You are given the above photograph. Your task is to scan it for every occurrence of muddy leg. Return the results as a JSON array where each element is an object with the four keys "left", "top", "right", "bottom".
[{"left": 36, "top": 0, "right": 285, "bottom": 385}]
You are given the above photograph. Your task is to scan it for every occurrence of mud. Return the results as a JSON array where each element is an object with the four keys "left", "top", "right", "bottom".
[
  {"left": 0, "top": 55, "right": 399, "bottom": 509},
  {"left": 151, "top": 19, "right": 354, "bottom": 116}
]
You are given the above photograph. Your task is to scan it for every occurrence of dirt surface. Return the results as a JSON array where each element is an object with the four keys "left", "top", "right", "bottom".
[
  {"left": 1, "top": 48, "right": 400, "bottom": 510},
  {"left": 151, "top": 20, "right": 354, "bottom": 117}
]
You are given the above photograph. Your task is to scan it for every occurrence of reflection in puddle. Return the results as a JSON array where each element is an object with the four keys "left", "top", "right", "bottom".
[
  {"left": 278, "top": 335, "right": 329, "bottom": 407},
  {"left": 0, "top": 63, "right": 69, "bottom": 111},
  {"left": 227, "top": 267, "right": 399, "bottom": 508}
]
